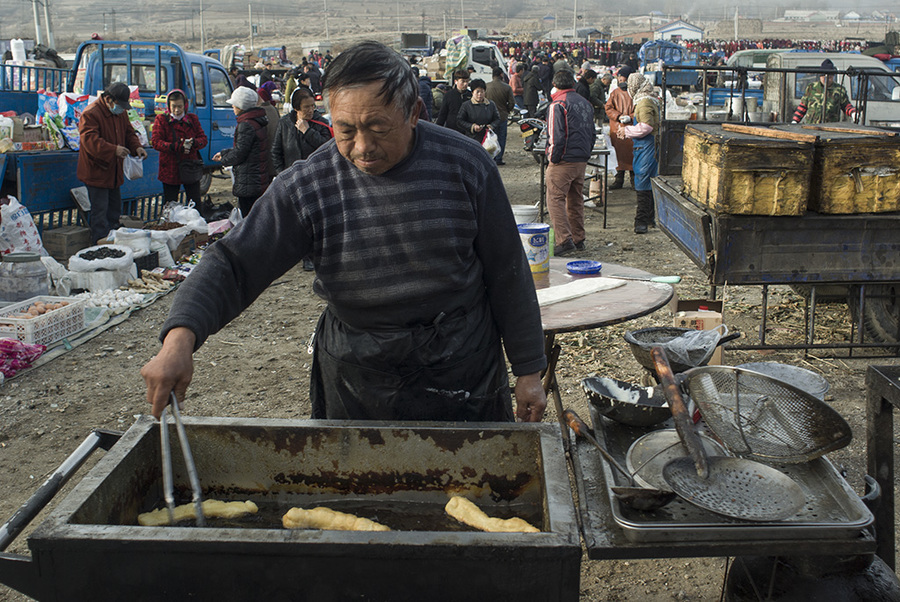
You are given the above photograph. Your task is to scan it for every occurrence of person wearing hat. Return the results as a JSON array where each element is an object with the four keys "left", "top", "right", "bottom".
[
  {"left": 791, "top": 59, "right": 858, "bottom": 124},
  {"left": 150, "top": 89, "right": 208, "bottom": 207},
  {"left": 77, "top": 81, "right": 148, "bottom": 244},
  {"left": 605, "top": 66, "right": 635, "bottom": 190},
  {"left": 212, "top": 86, "right": 271, "bottom": 216}
]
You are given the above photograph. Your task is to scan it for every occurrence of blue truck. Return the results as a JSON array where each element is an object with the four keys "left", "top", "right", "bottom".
[
  {"left": 0, "top": 40, "right": 236, "bottom": 224},
  {"left": 639, "top": 40, "right": 700, "bottom": 89}
]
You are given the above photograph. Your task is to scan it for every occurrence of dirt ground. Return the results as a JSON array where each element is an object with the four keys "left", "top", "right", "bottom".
[{"left": 0, "top": 134, "right": 898, "bottom": 601}]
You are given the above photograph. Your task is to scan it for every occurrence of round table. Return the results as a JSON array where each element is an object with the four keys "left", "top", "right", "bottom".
[{"left": 536, "top": 259, "right": 675, "bottom": 450}]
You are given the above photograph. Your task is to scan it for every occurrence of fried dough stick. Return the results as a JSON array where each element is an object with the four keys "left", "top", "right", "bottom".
[
  {"left": 283, "top": 507, "right": 391, "bottom": 531},
  {"left": 138, "top": 499, "right": 258, "bottom": 526},
  {"left": 445, "top": 496, "right": 540, "bottom": 533}
]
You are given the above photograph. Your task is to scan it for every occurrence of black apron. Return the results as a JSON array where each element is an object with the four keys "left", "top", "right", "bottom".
[{"left": 310, "top": 297, "right": 513, "bottom": 422}]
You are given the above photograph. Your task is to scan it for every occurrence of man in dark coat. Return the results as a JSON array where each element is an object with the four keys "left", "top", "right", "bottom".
[
  {"left": 522, "top": 65, "right": 541, "bottom": 117},
  {"left": 412, "top": 66, "right": 434, "bottom": 120},
  {"left": 485, "top": 67, "right": 516, "bottom": 164},
  {"left": 212, "top": 86, "right": 271, "bottom": 216},
  {"left": 434, "top": 70, "right": 471, "bottom": 132},
  {"left": 77, "top": 82, "right": 147, "bottom": 243},
  {"left": 537, "top": 55, "right": 554, "bottom": 100}
]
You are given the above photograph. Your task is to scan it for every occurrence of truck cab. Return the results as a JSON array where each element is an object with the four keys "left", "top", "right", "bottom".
[
  {"left": 764, "top": 52, "right": 900, "bottom": 125},
  {"left": 71, "top": 40, "right": 236, "bottom": 169},
  {"left": 639, "top": 40, "right": 699, "bottom": 89}
]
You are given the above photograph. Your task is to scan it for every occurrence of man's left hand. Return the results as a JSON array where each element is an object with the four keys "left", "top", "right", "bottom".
[
  {"left": 514, "top": 372, "right": 547, "bottom": 422},
  {"left": 135, "top": 147, "right": 148, "bottom": 159}
]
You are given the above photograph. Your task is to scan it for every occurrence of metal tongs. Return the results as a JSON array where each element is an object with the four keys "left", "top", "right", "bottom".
[{"left": 160, "top": 392, "right": 205, "bottom": 526}]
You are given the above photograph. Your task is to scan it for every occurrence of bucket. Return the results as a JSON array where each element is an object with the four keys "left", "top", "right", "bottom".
[
  {"left": 517, "top": 223, "right": 550, "bottom": 273},
  {"left": 511, "top": 204, "right": 540, "bottom": 224}
]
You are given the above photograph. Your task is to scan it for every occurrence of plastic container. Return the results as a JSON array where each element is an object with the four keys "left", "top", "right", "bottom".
[
  {"left": 0, "top": 252, "right": 50, "bottom": 302},
  {"left": 0, "top": 296, "right": 85, "bottom": 346},
  {"left": 511, "top": 204, "right": 540, "bottom": 223},
  {"left": 0, "top": 116, "right": 13, "bottom": 142},
  {"left": 517, "top": 223, "right": 550, "bottom": 273},
  {"left": 566, "top": 260, "right": 602, "bottom": 275},
  {"left": 10, "top": 39, "right": 26, "bottom": 62}
]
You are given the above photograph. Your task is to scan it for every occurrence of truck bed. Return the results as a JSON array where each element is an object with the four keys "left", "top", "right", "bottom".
[
  {"left": 652, "top": 175, "right": 900, "bottom": 286},
  {"left": 1, "top": 149, "right": 161, "bottom": 214}
]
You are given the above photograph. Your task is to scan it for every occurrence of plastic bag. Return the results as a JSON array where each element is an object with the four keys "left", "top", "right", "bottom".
[
  {"left": 0, "top": 338, "right": 46, "bottom": 378},
  {"left": 36, "top": 89, "right": 59, "bottom": 125},
  {"left": 61, "top": 123, "right": 80, "bottom": 150},
  {"left": 111, "top": 227, "right": 152, "bottom": 255},
  {"left": 127, "top": 108, "right": 148, "bottom": 146},
  {"left": 663, "top": 325, "right": 728, "bottom": 369},
  {"left": 68, "top": 244, "right": 134, "bottom": 273},
  {"left": 123, "top": 155, "right": 143, "bottom": 180},
  {"left": 57, "top": 93, "right": 90, "bottom": 126},
  {"left": 482, "top": 128, "right": 500, "bottom": 158},
  {"left": 166, "top": 202, "right": 208, "bottom": 234},
  {"left": 0, "top": 197, "right": 47, "bottom": 256},
  {"left": 229, "top": 206, "right": 243, "bottom": 226}
]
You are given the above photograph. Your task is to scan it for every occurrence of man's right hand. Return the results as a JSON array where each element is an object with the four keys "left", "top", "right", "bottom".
[
  {"left": 115, "top": 145, "right": 130, "bottom": 159},
  {"left": 141, "top": 327, "right": 196, "bottom": 419}
]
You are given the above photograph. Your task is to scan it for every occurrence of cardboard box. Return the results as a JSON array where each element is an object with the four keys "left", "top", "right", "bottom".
[
  {"left": 119, "top": 215, "right": 146, "bottom": 229},
  {"left": 673, "top": 299, "right": 725, "bottom": 365},
  {"left": 41, "top": 225, "right": 91, "bottom": 261}
]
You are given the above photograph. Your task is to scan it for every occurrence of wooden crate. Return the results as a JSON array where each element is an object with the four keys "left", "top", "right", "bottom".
[
  {"left": 681, "top": 124, "right": 815, "bottom": 216},
  {"left": 41, "top": 225, "right": 91, "bottom": 261},
  {"left": 776, "top": 124, "right": 900, "bottom": 214}
]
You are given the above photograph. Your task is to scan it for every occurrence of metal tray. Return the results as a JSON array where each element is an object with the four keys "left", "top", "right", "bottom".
[{"left": 587, "top": 404, "right": 873, "bottom": 544}]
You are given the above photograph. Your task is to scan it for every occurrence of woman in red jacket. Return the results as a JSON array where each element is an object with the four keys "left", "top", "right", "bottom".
[{"left": 151, "top": 89, "right": 208, "bottom": 205}]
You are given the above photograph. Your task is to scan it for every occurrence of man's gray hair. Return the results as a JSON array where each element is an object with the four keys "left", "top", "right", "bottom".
[
  {"left": 323, "top": 41, "right": 419, "bottom": 118},
  {"left": 552, "top": 69, "right": 575, "bottom": 90}
]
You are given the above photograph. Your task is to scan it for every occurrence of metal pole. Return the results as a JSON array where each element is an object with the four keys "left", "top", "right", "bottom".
[
  {"left": 43, "top": 0, "right": 55, "bottom": 48},
  {"left": 324, "top": 0, "right": 329, "bottom": 41},
  {"left": 249, "top": 4, "right": 254, "bottom": 52},
  {"left": 112, "top": 8, "right": 116, "bottom": 39},
  {"left": 460, "top": 0, "right": 464, "bottom": 29},
  {"left": 396, "top": 0, "right": 400, "bottom": 36},
  {"left": 31, "top": 0, "right": 43, "bottom": 46},
  {"left": 573, "top": 0, "right": 577, "bottom": 39},
  {"left": 200, "top": 0, "right": 206, "bottom": 52}
]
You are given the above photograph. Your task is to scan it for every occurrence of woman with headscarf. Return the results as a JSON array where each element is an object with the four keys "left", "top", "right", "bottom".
[
  {"left": 151, "top": 89, "right": 208, "bottom": 206},
  {"left": 618, "top": 72, "right": 660, "bottom": 234}
]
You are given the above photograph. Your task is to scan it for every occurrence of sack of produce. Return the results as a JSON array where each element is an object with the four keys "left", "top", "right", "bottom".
[
  {"left": 1, "top": 197, "right": 47, "bottom": 256},
  {"left": 68, "top": 244, "right": 134, "bottom": 272}
]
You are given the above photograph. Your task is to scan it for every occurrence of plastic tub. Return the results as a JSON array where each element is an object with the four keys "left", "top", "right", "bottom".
[
  {"left": 0, "top": 252, "right": 50, "bottom": 302},
  {"left": 517, "top": 223, "right": 549, "bottom": 273}
]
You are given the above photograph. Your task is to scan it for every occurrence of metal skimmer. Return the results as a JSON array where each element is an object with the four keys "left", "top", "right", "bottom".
[{"left": 680, "top": 366, "right": 852, "bottom": 463}]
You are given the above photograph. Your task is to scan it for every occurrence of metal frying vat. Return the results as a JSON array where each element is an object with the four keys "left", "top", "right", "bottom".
[{"left": 0, "top": 417, "right": 581, "bottom": 601}]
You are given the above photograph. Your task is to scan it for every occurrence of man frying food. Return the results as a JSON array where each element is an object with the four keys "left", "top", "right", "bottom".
[{"left": 142, "top": 41, "right": 547, "bottom": 423}]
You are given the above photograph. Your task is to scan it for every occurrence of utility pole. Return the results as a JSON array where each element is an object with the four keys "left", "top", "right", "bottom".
[
  {"left": 249, "top": 4, "right": 254, "bottom": 51},
  {"left": 396, "top": 0, "right": 400, "bottom": 36},
  {"left": 43, "top": 0, "right": 55, "bottom": 48},
  {"left": 111, "top": 9, "right": 117, "bottom": 39},
  {"left": 573, "top": 0, "right": 577, "bottom": 39},
  {"left": 422, "top": 10, "right": 426, "bottom": 33},
  {"left": 324, "top": 0, "right": 330, "bottom": 41},
  {"left": 442, "top": 11, "right": 447, "bottom": 41},
  {"left": 199, "top": 0, "right": 205, "bottom": 53},
  {"left": 460, "top": 0, "right": 464, "bottom": 29},
  {"left": 31, "top": 0, "right": 44, "bottom": 46}
]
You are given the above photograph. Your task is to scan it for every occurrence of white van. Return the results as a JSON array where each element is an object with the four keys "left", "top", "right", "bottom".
[{"left": 764, "top": 52, "right": 900, "bottom": 125}]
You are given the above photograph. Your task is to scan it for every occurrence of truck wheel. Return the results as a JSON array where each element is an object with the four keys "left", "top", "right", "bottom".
[
  {"left": 848, "top": 284, "right": 899, "bottom": 345},
  {"left": 199, "top": 171, "right": 213, "bottom": 196}
]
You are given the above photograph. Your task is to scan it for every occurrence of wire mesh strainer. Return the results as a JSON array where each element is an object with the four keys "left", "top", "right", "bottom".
[{"left": 681, "top": 367, "right": 852, "bottom": 463}]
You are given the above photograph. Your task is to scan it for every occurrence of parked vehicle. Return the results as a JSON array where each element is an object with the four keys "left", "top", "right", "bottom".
[
  {"left": 639, "top": 40, "right": 700, "bottom": 90},
  {"left": 0, "top": 40, "right": 236, "bottom": 218}
]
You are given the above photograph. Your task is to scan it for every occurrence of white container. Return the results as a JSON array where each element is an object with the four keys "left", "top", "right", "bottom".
[
  {"left": 10, "top": 39, "right": 26, "bottom": 63},
  {"left": 0, "top": 252, "right": 50, "bottom": 302},
  {"left": 511, "top": 204, "right": 540, "bottom": 224},
  {"left": 0, "top": 116, "right": 13, "bottom": 141},
  {"left": 517, "top": 223, "right": 550, "bottom": 274}
]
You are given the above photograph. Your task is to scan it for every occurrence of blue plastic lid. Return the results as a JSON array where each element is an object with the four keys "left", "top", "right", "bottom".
[
  {"left": 566, "top": 260, "right": 602, "bottom": 275},
  {"left": 517, "top": 223, "right": 550, "bottom": 234}
]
